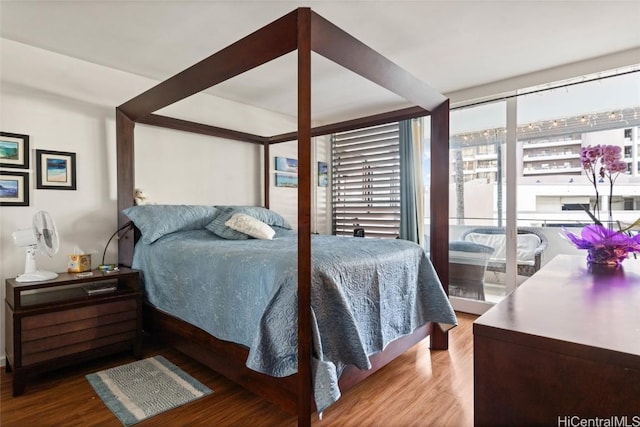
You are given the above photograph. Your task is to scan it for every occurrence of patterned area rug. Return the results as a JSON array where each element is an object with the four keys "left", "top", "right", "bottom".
[{"left": 86, "top": 355, "right": 213, "bottom": 426}]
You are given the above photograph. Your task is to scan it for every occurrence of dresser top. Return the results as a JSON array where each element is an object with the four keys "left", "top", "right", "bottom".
[{"left": 474, "top": 254, "right": 640, "bottom": 362}]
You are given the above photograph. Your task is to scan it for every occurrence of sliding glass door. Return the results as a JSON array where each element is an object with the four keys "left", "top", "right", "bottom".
[
  {"left": 446, "top": 101, "right": 508, "bottom": 313},
  {"left": 439, "top": 66, "right": 640, "bottom": 315}
]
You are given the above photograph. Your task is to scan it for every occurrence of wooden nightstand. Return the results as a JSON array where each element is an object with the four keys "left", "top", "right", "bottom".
[{"left": 4, "top": 267, "right": 142, "bottom": 396}]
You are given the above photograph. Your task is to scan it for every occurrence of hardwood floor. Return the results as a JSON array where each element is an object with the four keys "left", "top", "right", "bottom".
[{"left": 1, "top": 312, "right": 476, "bottom": 427}]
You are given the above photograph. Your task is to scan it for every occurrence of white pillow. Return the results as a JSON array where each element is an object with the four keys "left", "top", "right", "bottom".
[
  {"left": 465, "top": 232, "right": 541, "bottom": 265},
  {"left": 465, "top": 233, "right": 506, "bottom": 260},
  {"left": 516, "top": 234, "right": 542, "bottom": 264},
  {"left": 224, "top": 213, "right": 275, "bottom": 240}
]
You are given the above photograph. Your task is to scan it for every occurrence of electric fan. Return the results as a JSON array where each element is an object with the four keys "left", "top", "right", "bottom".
[{"left": 12, "top": 211, "right": 60, "bottom": 282}]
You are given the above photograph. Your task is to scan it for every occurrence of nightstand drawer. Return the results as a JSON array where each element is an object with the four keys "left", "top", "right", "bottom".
[
  {"left": 22, "top": 299, "right": 136, "bottom": 330},
  {"left": 22, "top": 309, "right": 137, "bottom": 341},
  {"left": 22, "top": 326, "right": 137, "bottom": 365},
  {"left": 21, "top": 299, "right": 138, "bottom": 366}
]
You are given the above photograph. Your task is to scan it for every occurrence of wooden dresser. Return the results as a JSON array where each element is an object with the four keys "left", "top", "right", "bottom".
[
  {"left": 474, "top": 255, "right": 640, "bottom": 426},
  {"left": 5, "top": 268, "right": 142, "bottom": 396}
]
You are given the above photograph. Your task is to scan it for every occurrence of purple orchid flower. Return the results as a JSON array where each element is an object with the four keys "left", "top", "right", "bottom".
[{"left": 564, "top": 224, "right": 640, "bottom": 265}]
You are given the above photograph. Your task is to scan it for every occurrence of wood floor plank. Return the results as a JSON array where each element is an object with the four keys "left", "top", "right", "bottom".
[{"left": 1, "top": 312, "right": 476, "bottom": 426}]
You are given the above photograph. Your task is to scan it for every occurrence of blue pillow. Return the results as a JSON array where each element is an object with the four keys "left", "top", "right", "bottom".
[
  {"left": 207, "top": 206, "right": 291, "bottom": 239},
  {"left": 123, "top": 205, "right": 219, "bottom": 244},
  {"left": 449, "top": 240, "right": 495, "bottom": 254}
]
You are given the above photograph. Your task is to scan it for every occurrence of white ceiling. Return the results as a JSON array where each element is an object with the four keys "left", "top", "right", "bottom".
[{"left": 1, "top": 0, "right": 639, "bottom": 123}]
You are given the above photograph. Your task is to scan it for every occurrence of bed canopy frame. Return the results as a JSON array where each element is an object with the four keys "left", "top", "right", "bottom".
[{"left": 116, "top": 8, "right": 450, "bottom": 426}]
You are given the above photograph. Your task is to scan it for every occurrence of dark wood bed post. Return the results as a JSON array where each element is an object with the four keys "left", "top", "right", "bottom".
[
  {"left": 429, "top": 100, "right": 450, "bottom": 350},
  {"left": 263, "top": 140, "right": 270, "bottom": 208},
  {"left": 297, "top": 9, "right": 313, "bottom": 426},
  {"left": 116, "top": 108, "right": 136, "bottom": 266}
]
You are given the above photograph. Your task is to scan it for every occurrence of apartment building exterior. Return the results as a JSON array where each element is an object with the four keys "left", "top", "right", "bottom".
[{"left": 450, "top": 111, "right": 640, "bottom": 227}]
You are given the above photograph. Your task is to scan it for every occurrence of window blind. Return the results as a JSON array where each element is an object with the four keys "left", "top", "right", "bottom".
[{"left": 331, "top": 123, "right": 400, "bottom": 238}]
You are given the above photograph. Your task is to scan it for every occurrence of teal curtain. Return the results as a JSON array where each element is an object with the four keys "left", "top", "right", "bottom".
[{"left": 399, "top": 120, "right": 420, "bottom": 244}]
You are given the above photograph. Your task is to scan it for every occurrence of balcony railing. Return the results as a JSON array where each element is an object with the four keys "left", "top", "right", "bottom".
[{"left": 522, "top": 139, "right": 582, "bottom": 149}]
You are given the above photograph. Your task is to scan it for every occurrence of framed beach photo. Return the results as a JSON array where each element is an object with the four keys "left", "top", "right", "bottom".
[
  {"left": 275, "top": 173, "right": 298, "bottom": 188},
  {"left": 0, "top": 171, "right": 29, "bottom": 206},
  {"left": 275, "top": 156, "right": 298, "bottom": 174},
  {"left": 36, "top": 149, "right": 77, "bottom": 190},
  {"left": 0, "top": 132, "right": 30, "bottom": 169}
]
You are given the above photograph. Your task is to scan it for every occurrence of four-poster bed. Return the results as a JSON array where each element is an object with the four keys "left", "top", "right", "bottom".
[{"left": 116, "top": 8, "right": 451, "bottom": 426}]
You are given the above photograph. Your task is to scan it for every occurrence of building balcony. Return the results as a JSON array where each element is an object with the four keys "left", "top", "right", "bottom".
[
  {"left": 523, "top": 166, "right": 583, "bottom": 175},
  {"left": 523, "top": 153, "right": 580, "bottom": 161},
  {"left": 476, "top": 167, "right": 498, "bottom": 173},
  {"left": 475, "top": 153, "right": 498, "bottom": 160},
  {"left": 522, "top": 139, "right": 582, "bottom": 149}
]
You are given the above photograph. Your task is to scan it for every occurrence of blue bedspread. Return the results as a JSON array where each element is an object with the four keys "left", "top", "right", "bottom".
[{"left": 132, "top": 228, "right": 457, "bottom": 411}]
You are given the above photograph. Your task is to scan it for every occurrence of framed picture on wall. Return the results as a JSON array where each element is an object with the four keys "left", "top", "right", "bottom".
[
  {"left": 36, "top": 149, "right": 77, "bottom": 190},
  {"left": 275, "top": 156, "right": 298, "bottom": 174},
  {"left": 318, "top": 161, "right": 328, "bottom": 187},
  {"left": 0, "top": 132, "right": 30, "bottom": 169},
  {"left": 275, "top": 173, "right": 298, "bottom": 188},
  {"left": 0, "top": 171, "right": 29, "bottom": 206}
]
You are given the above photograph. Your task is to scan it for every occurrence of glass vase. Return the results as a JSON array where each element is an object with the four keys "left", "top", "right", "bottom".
[{"left": 586, "top": 245, "right": 627, "bottom": 267}]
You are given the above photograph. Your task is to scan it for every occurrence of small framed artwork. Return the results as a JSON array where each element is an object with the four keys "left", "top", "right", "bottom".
[
  {"left": 36, "top": 149, "right": 77, "bottom": 190},
  {"left": 275, "top": 173, "right": 298, "bottom": 188},
  {"left": 0, "top": 171, "right": 29, "bottom": 206},
  {"left": 275, "top": 156, "right": 298, "bottom": 174},
  {"left": 0, "top": 132, "right": 30, "bottom": 169},
  {"left": 318, "top": 161, "right": 328, "bottom": 187}
]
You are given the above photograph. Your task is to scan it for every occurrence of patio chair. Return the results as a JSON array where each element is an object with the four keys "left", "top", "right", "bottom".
[{"left": 460, "top": 227, "right": 548, "bottom": 277}]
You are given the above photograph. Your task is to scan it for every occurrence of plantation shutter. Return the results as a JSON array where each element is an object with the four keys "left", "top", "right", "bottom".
[{"left": 331, "top": 123, "right": 400, "bottom": 238}]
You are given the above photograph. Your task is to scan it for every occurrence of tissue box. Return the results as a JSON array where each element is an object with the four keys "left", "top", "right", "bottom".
[{"left": 68, "top": 254, "right": 91, "bottom": 273}]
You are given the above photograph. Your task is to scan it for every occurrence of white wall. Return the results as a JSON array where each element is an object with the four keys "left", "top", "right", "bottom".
[
  {"left": 267, "top": 135, "right": 332, "bottom": 234},
  {"left": 269, "top": 141, "right": 299, "bottom": 229},
  {"left": 133, "top": 125, "right": 263, "bottom": 206},
  {"left": 0, "top": 39, "right": 319, "bottom": 366},
  {"left": 314, "top": 135, "right": 331, "bottom": 234}
]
